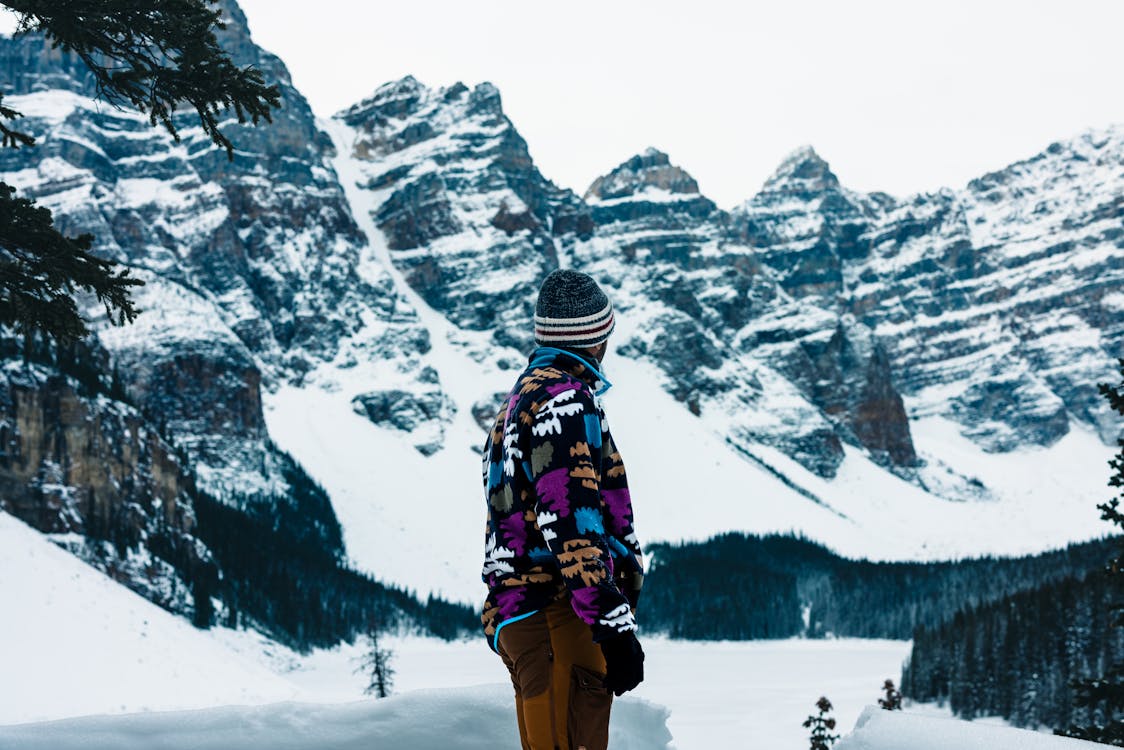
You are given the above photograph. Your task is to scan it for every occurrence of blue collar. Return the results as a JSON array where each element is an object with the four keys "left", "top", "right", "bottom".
[{"left": 529, "top": 347, "right": 614, "bottom": 396}]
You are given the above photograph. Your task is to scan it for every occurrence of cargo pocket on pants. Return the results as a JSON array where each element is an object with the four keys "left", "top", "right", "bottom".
[{"left": 567, "top": 664, "right": 611, "bottom": 750}]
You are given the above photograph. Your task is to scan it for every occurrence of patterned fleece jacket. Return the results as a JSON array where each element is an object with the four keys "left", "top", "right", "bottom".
[{"left": 480, "top": 347, "right": 644, "bottom": 651}]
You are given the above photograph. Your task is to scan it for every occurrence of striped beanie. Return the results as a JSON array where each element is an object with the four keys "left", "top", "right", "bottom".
[{"left": 533, "top": 269, "right": 615, "bottom": 349}]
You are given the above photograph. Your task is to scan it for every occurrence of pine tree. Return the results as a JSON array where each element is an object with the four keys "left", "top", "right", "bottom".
[
  {"left": 0, "top": 186, "right": 142, "bottom": 343},
  {"left": 357, "top": 628, "right": 395, "bottom": 699},
  {"left": 192, "top": 576, "right": 215, "bottom": 628},
  {"left": 878, "top": 679, "right": 903, "bottom": 710},
  {"left": 1058, "top": 359, "right": 1124, "bottom": 745},
  {"left": 803, "top": 696, "right": 839, "bottom": 750},
  {"left": 0, "top": 0, "right": 281, "bottom": 343}
]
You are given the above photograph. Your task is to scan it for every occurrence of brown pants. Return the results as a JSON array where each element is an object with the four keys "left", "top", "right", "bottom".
[{"left": 497, "top": 597, "right": 613, "bottom": 750}]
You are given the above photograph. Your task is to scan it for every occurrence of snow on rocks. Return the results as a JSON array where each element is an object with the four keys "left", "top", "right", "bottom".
[{"left": 334, "top": 76, "right": 591, "bottom": 341}]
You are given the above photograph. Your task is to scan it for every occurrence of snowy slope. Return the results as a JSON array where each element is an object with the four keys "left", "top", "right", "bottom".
[
  {"left": 239, "top": 633, "right": 915, "bottom": 749},
  {"left": 0, "top": 511, "right": 299, "bottom": 724},
  {"left": 0, "top": 507, "right": 674, "bottom": 745},
  {"left": 1, "top": 503, "right": 1034, "bottom": 749}
]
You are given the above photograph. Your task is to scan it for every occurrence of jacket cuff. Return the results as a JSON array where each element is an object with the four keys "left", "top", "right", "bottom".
[{"left": 589, "top": 601, "right": 638, "bottom": 643}]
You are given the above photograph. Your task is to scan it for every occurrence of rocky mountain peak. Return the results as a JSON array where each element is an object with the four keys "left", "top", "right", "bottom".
[
  {"left": 343, "top": 75, "right": 430, "bottom": 122},
  {"left": 760, "top": 144, "right": 840, "bottom": 195},
  {"left": 467, "top": 81, "right": 503, "bottom": 114},
  {"left": 342, "top": 77, "right": 505, "bottom": 127},
  {"left": 966, "top": 125, "right": 1124, "bottom": 201},
  {"left": 335, "top": 73, "right": 592, "bottom": 337},
  {"left": 584, "top": 147, "right": 702, "bottom": 202},
  {"left": 379, "top": 74, "right": 427, "bottom": 98},
  {"left": 211, "top": 0, "right": 292, "bottom": 87}
]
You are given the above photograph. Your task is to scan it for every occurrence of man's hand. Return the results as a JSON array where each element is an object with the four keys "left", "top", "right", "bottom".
[{"left": 600, "top": 630, "right": 645, "bottom": 696}]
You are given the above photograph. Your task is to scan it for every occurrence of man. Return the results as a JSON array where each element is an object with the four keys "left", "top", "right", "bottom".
[{"left": 481, "top": 269, "right": 646, "bottom": 750}]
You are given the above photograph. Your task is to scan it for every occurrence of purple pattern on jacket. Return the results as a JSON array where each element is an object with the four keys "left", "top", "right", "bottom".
[
  {"left": 545, "top": 381, "right": 575, "bottom": 397},
  {"left": 536, "top": 468, "right": 572, "bottom": 517},
  {"left": 496, "top": 586, "right": 526, "bottom": 619},
  {"left": 600, "top": 488, "right": 633, "bottom": 535},
  {"left": 570, "top": 586, "right": 601, "bottom": 624},
  {"left": 500, "top": 511, "right": 529, "bottom": 556}
]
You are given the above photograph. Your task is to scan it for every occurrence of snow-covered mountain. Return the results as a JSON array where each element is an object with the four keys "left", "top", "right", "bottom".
[
  {"left": 0, "top": 0, "right": 1120, "bottom": 611},
  {"left": 0, "top": 3, "right": 432, "bottom": 612}
]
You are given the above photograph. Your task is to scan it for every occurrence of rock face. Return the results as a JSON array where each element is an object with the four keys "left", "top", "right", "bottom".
[
  {"left": 732, "top": 135, "right": 1124, "bottom": 454},
  {"left": 0, "top": 355, "right": 203, "bottom": 613},
  {"left": 337, "top": 76, "right": 592, "bottom": 346},
  {"left": 575, "top": 149, "right": 918, "bottom": 476},
  {"left": 586, "top": 147, "right": 710, "bottom": 206},
  {"left": 351, "top": 367, "right": 456, "bottom": 456},
  {"left": 0, "top": 363, "right": 189, "bottom": 535},
  {"left": 328, "top": 89, "right": 1122, "bottom": 482},
  {"left": 0, "top": 3, "right": 431, "bottom": 496},
  {"left": 733, "top": 146, "right": 882, "bottom": 299}
]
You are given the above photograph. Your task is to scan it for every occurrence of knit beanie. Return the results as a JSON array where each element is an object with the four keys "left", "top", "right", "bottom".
[{"left": 533, "top": 269, "right": 615, "bottom": 349}]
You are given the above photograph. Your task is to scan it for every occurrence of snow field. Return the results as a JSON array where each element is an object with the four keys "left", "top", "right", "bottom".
[
  {"left": 837, "top": 705, "right": 1105, "bottom": 750},
  {"left": 0, "top": 507, "right": 922, "bottom": 747},
  {"left": 0, "top": 686, "right": 670, "bottom": 750},
  {"left": 219, "top": 627, "right": 915, "bottom": 748},
  {"left": 0, "top": 512, "right": 299, "bottom": 725},
  {"left": 9, "top": 503, "right": 1086, "bottom": 748},
  {"left": 631, "top": 638, "right": 913, "bottom": 748},
  {"left": 0, "top": 509, "right": 670, "bottom": 748}
]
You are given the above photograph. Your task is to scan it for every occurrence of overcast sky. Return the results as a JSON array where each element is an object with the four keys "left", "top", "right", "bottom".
[{"left": 10, "top": 2, "right": 1124, "bottom": 208}]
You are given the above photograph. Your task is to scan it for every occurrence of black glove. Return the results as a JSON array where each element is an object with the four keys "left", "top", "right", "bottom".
[{"left": 600, "top": 630, "right": 645, "bottom": 696}]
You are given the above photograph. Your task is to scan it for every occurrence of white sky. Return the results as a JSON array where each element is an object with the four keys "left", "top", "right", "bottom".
[{"left": 7, "top": 2, "right": 1124, "bottom": 208}]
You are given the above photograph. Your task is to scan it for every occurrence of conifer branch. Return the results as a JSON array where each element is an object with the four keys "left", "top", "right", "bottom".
[{"left": 1, "top": 0, "right": 281, "bottom": 159}]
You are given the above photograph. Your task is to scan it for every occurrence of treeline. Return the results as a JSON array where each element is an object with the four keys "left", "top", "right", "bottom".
[
  {"left": 642, "top": 532, "right": 1118, "bottom": 640},
  {"left": 152, "top": 454, "right": 477, "bottom": 651},
  {"left": 901, "top": 361, "right": 1124, "bottom": 738},
  {"left": 902, "top": 569, "right": 1123, "bottom": 730}
]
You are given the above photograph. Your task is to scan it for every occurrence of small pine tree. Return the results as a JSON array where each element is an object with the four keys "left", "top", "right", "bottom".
[
  {"left": 878, "top": 678, "right": 903, "bottom": 710},
  {"left": 192, "top": 577, "right": 215, "bottom": 629},
  {"left": 1057, "top": 359, "right": 1124, "bottom": 745},
  {"left": 356, "top": 628, "right": 395, "bottom": 699},
  {"left": 803, "top": 696, "right": 839, "bottom": 750}
]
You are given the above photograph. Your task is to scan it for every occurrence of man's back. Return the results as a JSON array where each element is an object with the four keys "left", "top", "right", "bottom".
[
  {"left": 480, "top": 347, "right": 643, "bottom": 650},
  {"left": 478, "top": 270, "right": 646, "bottom": 750}
]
